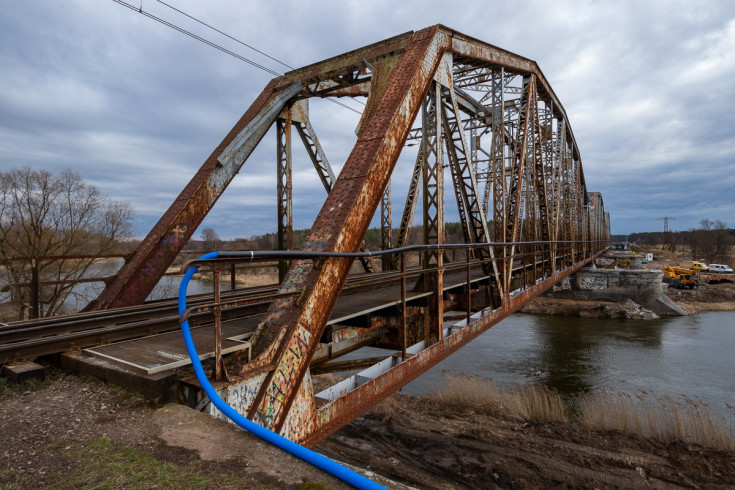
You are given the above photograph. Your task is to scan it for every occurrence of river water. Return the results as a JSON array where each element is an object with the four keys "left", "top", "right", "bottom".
[{"left": 399, "top": 311, "right": 735, "bottom": 414}]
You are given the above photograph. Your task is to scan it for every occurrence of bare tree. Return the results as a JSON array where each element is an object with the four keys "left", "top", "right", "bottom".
[
  {"left": 200, "top": 226, "right": 220, "bottom": 251},
  {"left": 686, "top": 219, "right": 733, "bottom": 264},
  {"left": 0, "top": 167, "right": 134, "bottom": 319}
]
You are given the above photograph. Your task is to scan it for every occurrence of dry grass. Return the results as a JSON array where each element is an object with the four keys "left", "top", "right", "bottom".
[
  {"left": 433, "top": 372, "right": 568, "bottom": 422},
  {"left": 431, "top": 373, "right": 735, "bottom": 450},
  {"left": 233, "top": 268, "right": 278, "bottom": 287},
  {"left": 577, "top": 391, "right": 735, "bottom": 450}
]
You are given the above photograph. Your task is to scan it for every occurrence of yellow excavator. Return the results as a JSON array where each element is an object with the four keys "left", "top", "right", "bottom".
[
  {"left": 663, "top": 265, "right": 698, "bottom": 289},
  {"left": 608, "top": 260, "right": 630, "bottom": 269}
]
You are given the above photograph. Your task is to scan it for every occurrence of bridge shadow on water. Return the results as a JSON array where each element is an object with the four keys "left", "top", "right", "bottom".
[{"left": 532, "top": 315, "right": 665, "bottom": 398}]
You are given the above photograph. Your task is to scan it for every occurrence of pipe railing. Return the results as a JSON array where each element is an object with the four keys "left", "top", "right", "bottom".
[{"left": 179, "top": 239, "right": 608, "bottom": 380}]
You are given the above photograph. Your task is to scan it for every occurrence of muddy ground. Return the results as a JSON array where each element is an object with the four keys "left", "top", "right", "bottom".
[
  {"left": 2, "top": 370, "right": 734, "bottom": 489},
  {"left": 664, "top": 280, "right": 735, "bottom": 313},
  {"left": 320, "top": 395, "right": 735, "bottom": 489}
]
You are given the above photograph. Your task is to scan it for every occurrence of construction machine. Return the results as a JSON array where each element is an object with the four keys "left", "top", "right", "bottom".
[
  {"left": 662, "top": 265, "right": 698, "bottom": 289},
  {"left": 608, "top": 260, "right": 630, "bottom": 269}
]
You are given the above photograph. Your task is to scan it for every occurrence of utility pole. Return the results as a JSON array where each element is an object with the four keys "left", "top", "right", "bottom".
[{"left": 658, "top": 217, "right": 675, "bottom": 250}]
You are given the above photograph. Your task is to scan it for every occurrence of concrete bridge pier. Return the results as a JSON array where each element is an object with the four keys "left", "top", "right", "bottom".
[{"left": 545, "top": 266, "right": 687, "bottom": 317}]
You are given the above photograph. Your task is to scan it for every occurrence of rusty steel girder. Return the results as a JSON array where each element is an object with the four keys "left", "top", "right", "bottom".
[{"left": 96, "top": 25, "right": 608, "bottom": 446}]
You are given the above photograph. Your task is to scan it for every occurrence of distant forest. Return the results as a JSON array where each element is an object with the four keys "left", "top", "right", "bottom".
[{"left": 611, "top": 219, "right": 734, "bottom": 264}]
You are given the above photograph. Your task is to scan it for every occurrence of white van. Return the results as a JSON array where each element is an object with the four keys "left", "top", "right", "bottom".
[{"left": 708, "top": 264, "right": 734, "bottom": 273}]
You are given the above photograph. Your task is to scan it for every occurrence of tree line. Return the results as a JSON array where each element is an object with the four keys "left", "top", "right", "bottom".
[{"left": 611, "top": 219, "right": 734, "bottom": 264}]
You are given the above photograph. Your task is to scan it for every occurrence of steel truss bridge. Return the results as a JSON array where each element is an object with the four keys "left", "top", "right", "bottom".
[{"left": 9, "top": 25, "right": 610, "bottom": 446}]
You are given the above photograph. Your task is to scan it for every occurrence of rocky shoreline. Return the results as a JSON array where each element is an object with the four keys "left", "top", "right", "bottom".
[{"left": 521, "top": 280, "right": 735, "bottom": 319}]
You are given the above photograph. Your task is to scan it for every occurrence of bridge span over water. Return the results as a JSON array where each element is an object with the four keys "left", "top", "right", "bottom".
[{"left": 6, "top": 26, "right": 609, "bottom": 446}]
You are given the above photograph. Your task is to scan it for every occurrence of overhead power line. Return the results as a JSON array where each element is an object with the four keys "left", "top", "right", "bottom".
[
  {"left": 112, "top": 0, "right": 280, "bottom": 76},
  {"left": 154, "top": 0, "right": 295, "bottom": 70},
  {"left": 110, "top": 0, "right": 364, "bottom": 115}
]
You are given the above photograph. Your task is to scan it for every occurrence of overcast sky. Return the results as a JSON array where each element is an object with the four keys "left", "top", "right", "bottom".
[{"left": 1, "top": 1, "right": 734, "bottom": 241}]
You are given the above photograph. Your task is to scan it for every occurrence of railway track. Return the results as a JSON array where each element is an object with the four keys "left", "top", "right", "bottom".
[
  {"left": 0, "top": 285, "right": 277, "bottom": 363},
  {"left": 0, "top": 264, "right": 436, "bottom": 363}
]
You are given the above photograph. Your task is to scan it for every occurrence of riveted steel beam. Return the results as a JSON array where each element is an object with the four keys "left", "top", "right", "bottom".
[{"left": 290, "top": 103, "right": 375, "bottom": 273}]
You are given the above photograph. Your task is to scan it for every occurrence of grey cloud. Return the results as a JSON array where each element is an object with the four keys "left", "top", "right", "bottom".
[{"left": 1, "top": 0, "right": 734, "bottom": 240}]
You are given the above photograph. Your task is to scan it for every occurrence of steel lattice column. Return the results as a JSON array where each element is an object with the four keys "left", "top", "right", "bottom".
[
  {"left": 276, "top": 117, "right": 293, "bottom": 282},
  {"left": 420, "top": 81, "right": 444, "bottom": 344},
  {"left": 504, "top": 74, "right": 534, "bottom": 294},
  {"left": 421, "top": 82, "right": 444, "bottom": 270},
  {"left": 380, "top": 181, "right": 394, "bottom": 271}
]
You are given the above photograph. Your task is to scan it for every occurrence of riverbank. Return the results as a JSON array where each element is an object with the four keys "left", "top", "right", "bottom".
[
  {"left": 2, "top": 370, "right": 733, "bottom": 489},
  {"left": 665, "top": 280, "right": 735, "bottom": 313},
  {"left": 320, "top": 384, "right": 735, "bottom": 489},
  {"left": 521, "top": 277, "right": 735, "bottom": 318}
]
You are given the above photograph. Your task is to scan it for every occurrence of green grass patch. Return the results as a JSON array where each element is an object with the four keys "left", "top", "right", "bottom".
[
  {"left": 48, "top": 438, "right": 213, "bottom": 489},
  {"left": 0, "top": 375, "right": 51, "bottom": 396}
]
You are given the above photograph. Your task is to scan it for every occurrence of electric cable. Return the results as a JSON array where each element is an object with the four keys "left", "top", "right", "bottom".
[
  {"left": 111, "top": 0, "right": 364, "bottom": 114},
  {"left": 178, "top": 253, "right": 386, "bottom": 490},
  {"left": 154, "top": 0, "right": 294, "bottom": 70}
]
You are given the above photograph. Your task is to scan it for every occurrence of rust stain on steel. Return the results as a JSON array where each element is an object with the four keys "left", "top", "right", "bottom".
[
  {"left": 301, "top": 252, "right": 602, "bottom": 447},
  {"left": 449, "top": 31, "right": 581, "bottom": 159},
  {"left": 277, "top": 32, "right": 413, "bottom": 88},
  {"left": 248, "top": 26, "right": 452, "bottom": 436},
  {"left": 355, "top": 54, "right": 402, "bottom": 137},
  {"left": 89, "top": 78, "right": 288, "bottom": 310}
]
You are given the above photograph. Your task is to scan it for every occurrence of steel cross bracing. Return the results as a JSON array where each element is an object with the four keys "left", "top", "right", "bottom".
[
  {"left": 90, "top": 26, "right": 609, "bottom": 446},
  {"left": 276, "top": 102, "right": 376, "bottom": 275}
]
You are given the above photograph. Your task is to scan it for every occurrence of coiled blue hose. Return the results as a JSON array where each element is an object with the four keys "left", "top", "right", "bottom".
[{"left": 178, "top": 252, "right": 385, "bottom": 490}]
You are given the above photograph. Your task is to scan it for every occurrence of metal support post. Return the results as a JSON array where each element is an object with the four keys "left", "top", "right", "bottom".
[
  {"left": 30, "top": 257, "right": 40, "bottom": 319},
  {"left": 276, "top": 117, "right": 293, "bottom": 283},
  {"left": 381, "top": 181, "right": 394, "bottom": 271}
]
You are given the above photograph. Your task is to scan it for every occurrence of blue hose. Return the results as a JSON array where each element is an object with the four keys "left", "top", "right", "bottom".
[{"left": 178, "top": 252, "right": 385, "bottom": 490}]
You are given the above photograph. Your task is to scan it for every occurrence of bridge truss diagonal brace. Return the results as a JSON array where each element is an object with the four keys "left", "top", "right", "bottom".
[
  {"left": 88, "top": 80, "right": 303, "bottom": 310},
  {"left": 439, "top": 82, "right": 503, "bottom": 292},
  {"left": 504, "top": 74, "right": 535, "bottom": 294},
  {"left": 290, "top": 101, "right": 337, "bottom": 193},
  {"left": 287, "top": 101, "right": 375, "bottom": 274},
  {"left": 246, "top": 27, "right": 452, "bottom": 435}
]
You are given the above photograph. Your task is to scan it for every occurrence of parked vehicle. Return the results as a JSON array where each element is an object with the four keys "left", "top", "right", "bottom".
[
  {"left": 708, "top": 264, "right": 734, "bottom": 274},
  {"left": 681, "top": 261, "right": 709, "bottom": 272},
  {"left": 692, "top": 261, "right": 709, "bottom": 272}
]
